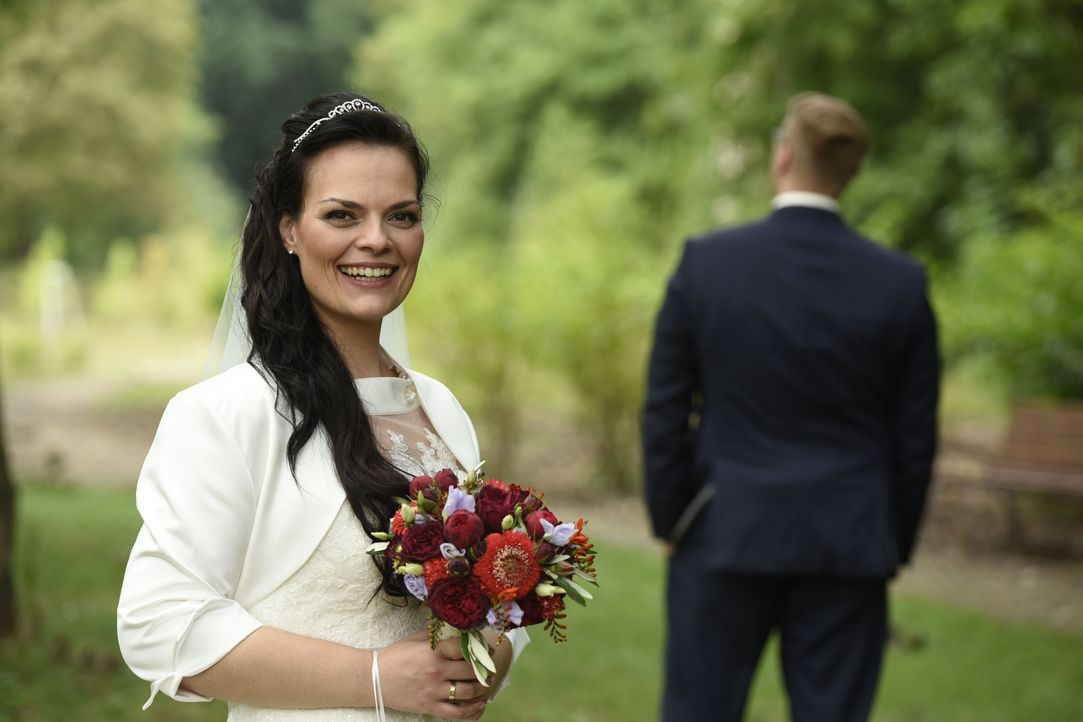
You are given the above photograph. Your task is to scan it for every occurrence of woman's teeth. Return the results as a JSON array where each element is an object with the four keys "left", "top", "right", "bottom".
[{"left": 339, "top": 266, "right": 394, "bottom": 278}]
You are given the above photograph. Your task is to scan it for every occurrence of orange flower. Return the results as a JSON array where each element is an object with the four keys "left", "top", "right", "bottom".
[
  {"left": 473, "top": 532, "right": 541, "bottom": 600},
  {"left": 391, "top": 509, "right": 407, "bottom": 536},
  {"left": 423, "top": 558, "right": 449, "bottom": 589}
]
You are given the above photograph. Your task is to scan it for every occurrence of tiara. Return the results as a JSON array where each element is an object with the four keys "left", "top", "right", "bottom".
[{"left": 291, "top": 99, "right": 383, "bottom": 154}]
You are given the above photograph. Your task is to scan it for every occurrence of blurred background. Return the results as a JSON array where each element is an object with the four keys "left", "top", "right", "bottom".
[{"left": 1, "top": 0, "right": 1082, "bottom": 719}]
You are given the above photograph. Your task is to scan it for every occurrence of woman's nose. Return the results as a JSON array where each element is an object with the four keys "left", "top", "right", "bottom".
[{"left": 354, "top": 218, "right": 391, "bottom": 253}]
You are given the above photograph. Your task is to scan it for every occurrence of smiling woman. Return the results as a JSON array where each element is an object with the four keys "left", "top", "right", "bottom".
[
  {"left": 116, "top": 93, "right": 527, "bottom": 721},
  {"left": 279, "top": 142, "right": 426, "bottom": 374}
]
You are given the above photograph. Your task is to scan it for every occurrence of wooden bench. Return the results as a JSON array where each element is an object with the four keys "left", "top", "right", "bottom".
[{"left": 983, "top": 403, "right": 1083, "bottom": 547}]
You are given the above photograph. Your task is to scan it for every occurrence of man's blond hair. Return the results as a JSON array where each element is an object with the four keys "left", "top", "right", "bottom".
[{"left": 781, "top": 92, "right": 869, "bottom": 191}]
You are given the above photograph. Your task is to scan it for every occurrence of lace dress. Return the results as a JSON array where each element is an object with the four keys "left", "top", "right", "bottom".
[{"left": 227, "top": 375, "right": 467, "bottom": 722}]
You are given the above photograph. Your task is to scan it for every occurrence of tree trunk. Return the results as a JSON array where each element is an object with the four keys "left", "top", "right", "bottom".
[{"left": 0, "top": 346, "right": 17, "bottom": 637}]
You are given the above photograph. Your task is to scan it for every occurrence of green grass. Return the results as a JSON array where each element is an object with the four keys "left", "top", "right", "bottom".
[{"left": 3, "top": 486, "right": 1083, "bottom": 721}]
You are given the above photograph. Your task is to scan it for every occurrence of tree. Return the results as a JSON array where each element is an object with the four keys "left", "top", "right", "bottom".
[
  {"left": 0, "top": 351, "right": 15, "bottom": 637},
  {"left": 355, "top": 0, "right": 728, "bottom": 485},
  {"left": 195, "top": 0, "right": 375, "bottom": 190},
  {"left": 0, "top": 0, "right": 207, "bottom": 267}
]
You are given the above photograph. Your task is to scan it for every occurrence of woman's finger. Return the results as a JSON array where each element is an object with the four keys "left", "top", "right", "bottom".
[
  {"left": 447, "top": 680, "right": 486, "bottom": 703},
  {"left": 435, "top": 636, "right": 464, "bottom": 660},
  {"left": 435, "top": 700, "right": 487, "bottom": 720}
]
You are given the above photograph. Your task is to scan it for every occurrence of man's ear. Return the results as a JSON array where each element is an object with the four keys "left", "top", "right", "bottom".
[
  {"left": 772, "top": 141, "right": 793, "bottom": 178},
  {"left": 280, "top": 214, "right": 296, "bottom": 253}
]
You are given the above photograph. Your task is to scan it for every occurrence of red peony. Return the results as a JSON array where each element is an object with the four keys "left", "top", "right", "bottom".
[
  {"left": 444, "top": 509, "right": 485, "bottom": 549},
  {"left": 524, "top": 509, "right": 559, "bottom": 540},
  {"left": 473, "top": 531, "right": 542, "bottom": 600},
  {"left": 401, "top": 521, "right": 445, "bottom": 562},
  {"left": 409, "top": 475, "right": 434, "bottom": 497},
  {"left": 429, "top": 576, "right": 491, "bottom": 629},
  {"left": 508, "top": 484, "right": 529, "bottom": 507},
  {"left": 433, "top": 468, "right": 459, "bottom": 491},
  {"left": 476, "top": 482, "right": 514, "bottom": 532}
]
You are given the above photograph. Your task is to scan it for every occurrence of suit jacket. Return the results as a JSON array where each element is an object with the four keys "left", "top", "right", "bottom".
[
  {"left": 117, "top": 361, "right": 527, "bottom": 708},
  {"left": 643, "top": 206, "right": 939, "bottom": 578}
]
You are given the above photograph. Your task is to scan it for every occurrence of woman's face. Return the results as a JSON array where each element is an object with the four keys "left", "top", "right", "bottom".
[{"left": 280, "top": 142, "right": 423, "bottom": 340}]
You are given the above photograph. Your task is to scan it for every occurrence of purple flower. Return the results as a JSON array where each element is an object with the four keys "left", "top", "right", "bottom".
[
  {"left": 404, "top": 574, "right": 427, "bottom": 601},
  {"left": 540, "top": 518, "right": 576, "bottom": 546},
  {"left": 443, "top": 486, "right": 475, "bottom": 518},
  {"left": 486, "top": 600, "right": 524, "bottom": 630}
]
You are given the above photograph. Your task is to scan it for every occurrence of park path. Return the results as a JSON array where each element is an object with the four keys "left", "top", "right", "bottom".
[{"left": 5, "top": 375, "right": 1083, "bottom": 634}]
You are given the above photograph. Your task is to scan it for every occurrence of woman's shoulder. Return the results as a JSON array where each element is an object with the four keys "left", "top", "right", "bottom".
[{"left": 168, "top": 362, "right": 279, "bottom": 427}]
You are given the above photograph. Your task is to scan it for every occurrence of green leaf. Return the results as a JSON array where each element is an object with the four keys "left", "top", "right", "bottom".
[
  {"left": 574, "top": 568, "right": 598, "bottom": 585},
  {"left": 555, "top": 576, "right": 587, "bottom": 606},
  {"left": 468, "top": 630, "right": 497, "bottom": 674}
]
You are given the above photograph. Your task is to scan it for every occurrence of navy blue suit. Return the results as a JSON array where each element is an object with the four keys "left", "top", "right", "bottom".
[{"left": 643, "top": 205, "right": 939, "bottom": 721}]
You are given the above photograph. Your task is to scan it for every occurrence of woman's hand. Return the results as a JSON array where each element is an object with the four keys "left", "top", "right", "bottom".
[{"left": 379, "top": 630, "right": 490, "bottom": 720}]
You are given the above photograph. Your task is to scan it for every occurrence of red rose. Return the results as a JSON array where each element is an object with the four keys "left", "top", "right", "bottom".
[
  {"left": 428, "top": 576, "right": 491, "bottom": 629},
  {"left": 401, "top": 521, "right": 445, "bottom": 561},
  {"left": 525, "top": 510, "right": 559, "bottom": 540},
  {"left": 476, "top": 482, "right": 514, "bottom": 532},
  {"left": 409, "top": 475, "right": 434, "bottom": 497},
  {"left": 473, "top": 531, "right": 542, "bottom": 600},
  {"left": 444, "top": 509, "right": 485, "bottom": 549},
  {"left": 508, "top": 484, "right": 529, "bottom": 507},
  {"left": 433, "top": 468, "right": 459, "bottom": 491}
]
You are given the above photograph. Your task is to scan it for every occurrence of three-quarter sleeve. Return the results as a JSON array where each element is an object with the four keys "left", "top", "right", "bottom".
[{"left": 117, "top": 391, "right": 264, "bottom": 708}]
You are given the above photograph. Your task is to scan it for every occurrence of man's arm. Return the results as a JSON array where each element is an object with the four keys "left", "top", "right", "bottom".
[
  {"left": 643, "top": 243, "right": 702, "bottom": 540},
  {"left": 892, "top": 270, "right": 940, "bottom": 564}
]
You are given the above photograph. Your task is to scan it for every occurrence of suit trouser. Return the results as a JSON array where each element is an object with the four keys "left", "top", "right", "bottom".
[{"left": 663, "top": 545, "right": 887, "bottom": 722}]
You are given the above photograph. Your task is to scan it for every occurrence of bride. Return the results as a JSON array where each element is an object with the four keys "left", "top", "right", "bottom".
[{"left": 117, "top": 92, "right": 526, "bottom": 720}]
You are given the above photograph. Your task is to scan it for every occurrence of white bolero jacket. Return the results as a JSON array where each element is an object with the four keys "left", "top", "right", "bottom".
[{"left": 117, "top": 362, "right": 522, "bottom": 708}]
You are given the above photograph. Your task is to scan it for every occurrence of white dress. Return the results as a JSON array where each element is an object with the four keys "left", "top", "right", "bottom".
[{"left": 228, "top": 376, "right": 466, "bottom": 722}]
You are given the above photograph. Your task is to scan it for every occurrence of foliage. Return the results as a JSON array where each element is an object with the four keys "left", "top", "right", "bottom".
[
  {"left": 1, "top": 225, "right": 230, "bottom": 378},
  {"left": 357, "top": 0, "right": 727, "bottom": 485},
  {"left": 7, "top": 485, "right": 1083, "bottom": 720},
  {"left": 940, "top": 185, "right": 1083, "bottom": 399},
  {"left": 195, "top": 0, "right": 375, "bottom": 189},
  {"left": 715, "top": 0, "right": 1083, "bottom": 264},
  {"left": 1, "top": 226, "right": 89, "bottom": 375},
  {"left": 0, "top": 0, "right": 211, "bottom": 267}
]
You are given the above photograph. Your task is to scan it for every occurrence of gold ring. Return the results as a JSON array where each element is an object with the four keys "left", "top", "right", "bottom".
[{"left": 449, "top": 681, "right": 457, "bottom": 701}]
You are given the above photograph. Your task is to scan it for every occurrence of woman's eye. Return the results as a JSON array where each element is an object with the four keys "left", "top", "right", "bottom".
[
  {"left": 389, "top": 211, "right": 420, "bottom": 227},
  {"left": 324, "top": 210, "right": 355, "bottom": 223}
]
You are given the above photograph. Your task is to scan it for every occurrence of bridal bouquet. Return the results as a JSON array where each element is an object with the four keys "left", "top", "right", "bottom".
[{"left": 367, "top": 464, "right": 597, "bottom": 684}]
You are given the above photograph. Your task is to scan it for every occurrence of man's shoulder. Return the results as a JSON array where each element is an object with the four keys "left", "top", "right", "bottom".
[{"left": 843, "top": 227, "right": 927, "bottom": 281}]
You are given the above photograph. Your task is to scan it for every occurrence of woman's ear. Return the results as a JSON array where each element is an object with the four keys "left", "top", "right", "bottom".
[{"left": 280, "top": 214, "right": 296, "bottom": 254}]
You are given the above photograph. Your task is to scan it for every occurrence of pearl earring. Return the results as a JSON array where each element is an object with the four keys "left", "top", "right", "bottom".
[{"left": 287, "top": 248, "right": 295, "bottom": 255}]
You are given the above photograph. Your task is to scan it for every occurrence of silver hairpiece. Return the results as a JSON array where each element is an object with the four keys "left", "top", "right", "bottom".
[{"left": 291, "top": 99, "right": 382, "bottom": 154}]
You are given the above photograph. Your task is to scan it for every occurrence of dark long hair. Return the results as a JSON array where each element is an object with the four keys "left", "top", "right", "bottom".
[{"left": 241, "top": 92, "right": 430, "bottom": 597}]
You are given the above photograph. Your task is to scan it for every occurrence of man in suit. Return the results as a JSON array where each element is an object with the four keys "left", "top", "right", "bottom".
[{"left": 642, "top": 92, "right": 939, "bottom": 722}]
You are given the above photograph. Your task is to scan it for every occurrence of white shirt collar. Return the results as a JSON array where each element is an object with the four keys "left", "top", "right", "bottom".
[{"left": 771, "top": 191, "right": 839, "bottom": 213}]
